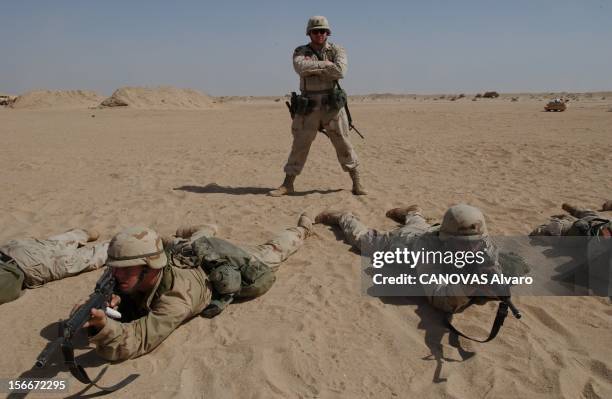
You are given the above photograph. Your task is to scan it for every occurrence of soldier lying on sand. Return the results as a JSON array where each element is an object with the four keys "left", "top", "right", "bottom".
[
  {"left": 316, "top": 204, "right": 502, "bottom": 314},
  {"left": 530, "top": 200, "right": 611, "bottom": 237},
  {"left": 79, "top": 213, "right": 313, "bottom": 361},
  {"left": 0, "top": 228, "right": 106, "bottom": 304}
]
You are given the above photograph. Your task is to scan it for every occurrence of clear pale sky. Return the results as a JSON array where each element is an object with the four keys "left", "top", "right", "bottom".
[{"left": 1, "top": 1, "right": 610, "bottom": 96}]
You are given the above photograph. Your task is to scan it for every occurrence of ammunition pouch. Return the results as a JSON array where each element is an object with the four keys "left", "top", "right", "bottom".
[
  {"left": 329, "top": 87, "right": 347, "bottom": 111},
  {"left": 291, "top": 92, "right": 314, "bottom": 116}
]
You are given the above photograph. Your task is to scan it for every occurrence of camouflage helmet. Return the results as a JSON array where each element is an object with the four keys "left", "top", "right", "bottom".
[
  {"left": 107, "top": 226, "right": 167, "bottom": 269},
  {"left": 439, "top": 204, "right": 488, "bottom": 241},
  {"left": 306, "top": 15, "right": 331, "bottom": 35}
]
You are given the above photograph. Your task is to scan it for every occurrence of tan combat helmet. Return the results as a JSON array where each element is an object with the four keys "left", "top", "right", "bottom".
[
  {"left": 306, "top": 15, "right": 331, "bottom": 35},
  {"left": 439, "top": 204, "right": 488, "bottom": 241},
  {"left": 107, "top": 226, "right": 167, "bottom": 269}
]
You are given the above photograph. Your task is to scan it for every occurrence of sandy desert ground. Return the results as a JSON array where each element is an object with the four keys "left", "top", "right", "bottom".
[{"left": 0, "top": 92, "right": 611, "bottom": 398}]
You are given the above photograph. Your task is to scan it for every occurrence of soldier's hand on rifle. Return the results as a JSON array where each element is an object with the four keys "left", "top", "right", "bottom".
[
  {"left": 83, "top": 308, "right": 107, "bottom": 330},
  {"left": 109, "top": 293, "right": 121, "bottom": 309}
]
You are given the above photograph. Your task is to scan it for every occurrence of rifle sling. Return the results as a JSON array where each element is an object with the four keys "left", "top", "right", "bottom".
[
  {"left": 61, "top": 340, "right": 138, "bottom": 392},
  {"left": 445, "top": 301, "right": 509, "bottom": 343}
]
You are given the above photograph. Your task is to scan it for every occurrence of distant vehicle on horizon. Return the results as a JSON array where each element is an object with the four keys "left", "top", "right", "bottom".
[{"left": 544, "top": 98, "right": 567, "bottom": 112}]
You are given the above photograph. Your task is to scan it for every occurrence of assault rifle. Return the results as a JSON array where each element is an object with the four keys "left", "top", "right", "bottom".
[
  {"left": 35, "top": 267, "right": 137, "bottom": 392},
  {"left": 336, "top": 81, "right": 364, "bottom": 139}
]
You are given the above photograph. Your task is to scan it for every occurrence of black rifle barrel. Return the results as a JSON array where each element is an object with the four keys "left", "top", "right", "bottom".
[{"left": 35, "top": 338, "right": 62, "bottom": 368}]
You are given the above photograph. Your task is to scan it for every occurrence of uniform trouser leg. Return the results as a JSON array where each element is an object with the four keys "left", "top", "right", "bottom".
[
  {"left": 46, "top": 228, "right": 107, "bottom": 274},
  {"left": 402, "top": 213, "right": 431, "bottom": 230},
  {"left": 48, "top": 228, "right": 108, "bottom": 274},
  {"left": 47, "top": 229, "right": 90, "bottom": 245},
  {"left": 531, "top": 215, "right": 576, "bottom": 236},
  {"left": 248, "top": 227, "right": 309, "bottom": 272},
  {"left": 0, "top": 261, "right": 25, "bottom": 304},
  {"left": 322, "top": 109, "right": 359, "bottom": 172},
  {"left": 75, "top": 242, "right": 109, "bottom": 273},
  {"left": 339, "top": 212, "right": 430, "bottom": 256},
  {"left": 338, "top": 213, "right": 390, "bottom": 256},
  {"left": 188, "top": 224, "right": 218, "bottom": 242},
  {"left": 567, "top": 208, "right": 599, "bottom": 219},
  {"left": 4, "top": 237, "right": 109, "bottom": 288},
  {"left": 283, "top": 114, "right": 320, "bottom": 175}
]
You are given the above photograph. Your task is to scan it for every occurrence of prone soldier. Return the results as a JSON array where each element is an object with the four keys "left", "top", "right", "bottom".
[
  {"left": 316, "top": 204, "right": 503, "bottom": 313},
  {"left": 0, "top": 228, "right": 107, "bottom": 304},
  {"left": 530, "top": 201, "right": 612, "bottom": 237},
  {"left": 81, "top": 213, "right": 313, "bottom": 361}
]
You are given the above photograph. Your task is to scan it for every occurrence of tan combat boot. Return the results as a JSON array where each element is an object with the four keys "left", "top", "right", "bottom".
[
  {"left": 175, "top": 224, "right": 218, "bottom": 239},
  {"left": 315, "top": 211, "right": 345, "bottom": 226},
  {"left": 385, "top": 205, "right": 422, "bottom": 224},
  {"left": 349, "top": 168, "right": 367, "bottom": 195},
  {"left": 85, "top": 229, "right": 100, "bottom": 242},
  {"left": 269, "top": 174, "right": 296, "bottom": 197},
  {"left": 297, "top": 212, "right": 314, "bottom": 236},
  {"left": 561, "top": 203, "right": 585, "bottom": 217},
  {"left": 601, "top": 200, "right": 612, "bottom": 212}
]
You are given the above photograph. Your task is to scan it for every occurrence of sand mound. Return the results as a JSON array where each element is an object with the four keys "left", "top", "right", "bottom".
[
  {"left": 100, "top": 86, "right": 214, "bottom": 109},
  {"left": 10, "top": 90, "right": 104, "bottom": 109}
]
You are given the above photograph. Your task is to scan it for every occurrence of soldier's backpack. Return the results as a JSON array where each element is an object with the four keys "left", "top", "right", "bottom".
[{"left": 190, "top": 236, "right": 276, "bottom": 317}]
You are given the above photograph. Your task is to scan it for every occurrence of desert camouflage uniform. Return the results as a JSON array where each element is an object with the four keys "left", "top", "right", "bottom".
[
  {"left": 0, "top": 229, "right": 108, "bottom": 304},
  {"left": 283, "top": 42, "right": 359, "bottom": 175},
  {"left": 337, "top": 212, "right": 498, "bottom": 313},
  {"left": 531, "top": 208, "right": 611, "bottom": 237},
  {"left": 531, "top": 205, "right": 611, "bottom": 295},
  {"left": 90, "top": 223, "right": 309, "bottom": 361}
]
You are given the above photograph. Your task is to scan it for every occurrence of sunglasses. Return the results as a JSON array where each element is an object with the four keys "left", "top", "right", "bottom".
[{"left": 311, "top": 29, "right": 328, "bottom": 35}]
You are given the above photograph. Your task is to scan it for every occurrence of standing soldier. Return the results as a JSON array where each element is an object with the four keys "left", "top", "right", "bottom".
[{"left": 270, "top": 16, "right": 366, "bottom": 196}]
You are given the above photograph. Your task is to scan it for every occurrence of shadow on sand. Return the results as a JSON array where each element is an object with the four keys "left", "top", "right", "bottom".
[
  {"left": 174, "top": 183, "right": 342, "bottom": 196},
  {"left": 7, "top": 321, "right": 137, "bottom": 399}
]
